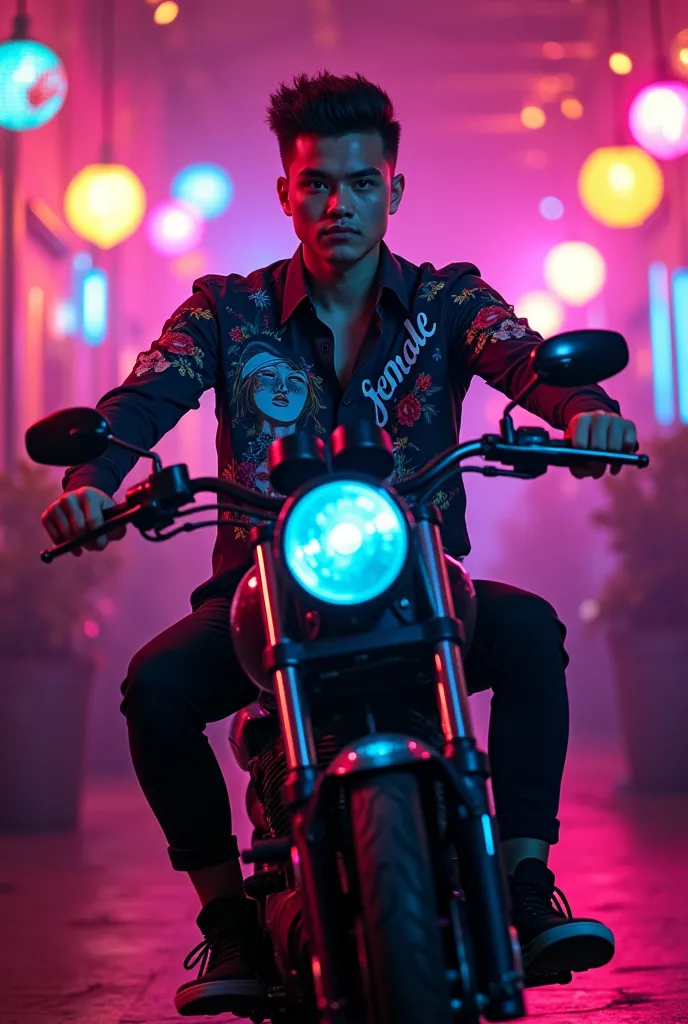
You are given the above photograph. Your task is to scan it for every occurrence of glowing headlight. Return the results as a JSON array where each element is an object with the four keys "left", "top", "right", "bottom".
[{"left": 282, "top": 479, "right": 409, "bottom": 606}]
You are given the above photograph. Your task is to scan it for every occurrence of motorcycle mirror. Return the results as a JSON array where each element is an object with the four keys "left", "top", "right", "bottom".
[
  {"left": 532, "top": 329, "right": 629, "bottom": 388},
  {"left": 25, "top": 407, "right": 111, "bottom": 466}
]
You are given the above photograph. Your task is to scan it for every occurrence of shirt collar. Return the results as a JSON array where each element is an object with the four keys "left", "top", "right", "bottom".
[{"left": 280, "top": 241, "right": 410, "bottom": 326}]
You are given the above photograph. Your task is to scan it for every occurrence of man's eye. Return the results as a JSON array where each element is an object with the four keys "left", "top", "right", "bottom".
[
  {"left": 354, "top": 179, "right": 375, "bottom": 189},
  {"left": 306, "top": 180, "right": 327, "bottom": 190}
]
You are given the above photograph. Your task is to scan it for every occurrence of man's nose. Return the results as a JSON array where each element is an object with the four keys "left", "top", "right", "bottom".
[{"left": 326, "top": 186, "right": 354, "bottom": 216}]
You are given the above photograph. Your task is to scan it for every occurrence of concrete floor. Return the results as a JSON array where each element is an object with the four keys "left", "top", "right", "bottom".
[{"left": 0, "top": 746, "right": 687, "bottom": 1024}]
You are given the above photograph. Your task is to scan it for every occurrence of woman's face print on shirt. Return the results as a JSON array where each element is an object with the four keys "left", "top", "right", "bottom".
[{"left": 231, "top": 338, "right": 322, "bottom": 435}]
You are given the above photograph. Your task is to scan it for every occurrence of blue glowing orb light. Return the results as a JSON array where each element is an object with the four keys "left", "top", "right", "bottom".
[
  {"left": 171, "top": 163, "right": 233, "bottom": 220},
  {"left": 282, "top": 480, "right": 409, "bottom": 606},
  {"left": 0, "top": 39, "right": 67, "bottom": 131}
]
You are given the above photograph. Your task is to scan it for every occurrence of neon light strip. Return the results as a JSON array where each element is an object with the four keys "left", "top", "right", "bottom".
[
  {"left": 82, "top": 268, "right": 108, "bottom": 346},
  {"left": 25, "top": 286, "right": 45, "bottom": 426},
  {"left": 672, "top": 268, "right": 688, "bottom": 425},
  {"left": 648, "top": 261, "right": 675, "bottom": 426}
]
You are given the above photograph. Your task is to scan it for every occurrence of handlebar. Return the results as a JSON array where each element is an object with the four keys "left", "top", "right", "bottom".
[
  {"left": 39, "top": 432, "right": 649, "bottom": 562},
  {"left": 397, "top": 434, "right": 648, "bottom": 501}
]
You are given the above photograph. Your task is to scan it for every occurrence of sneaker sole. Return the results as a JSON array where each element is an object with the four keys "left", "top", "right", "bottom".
[
  {"left": 521, "top": 921, "right": 615, "bottom": 977},
  {"left": 174, "top": 978, "right": 268, "bottom": 1017}
]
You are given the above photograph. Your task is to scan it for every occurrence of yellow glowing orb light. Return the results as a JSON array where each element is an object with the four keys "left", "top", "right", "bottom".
[
  {"left": 561, "top": 97, "right": 584, "bottom": 119},
  {"left": 154, "top": 1, "right": 179, "bottom": 25},
  {"left": 543, "top": 241, "right": 607, "bottom": 306},
  {"left": 514, "top": 290, "right": 565, "bottom": 338},
  {"left": 578, "top": 145, "right": 664, "bottom": 228},
  {"left": 671, "top": 30, "right": 688, "bottom": 78},
  {"left": 64, "top": 163, "right": 146, "bottom": 249},
  {"left": 521, "top": 105, "right": 546, "bottom": 129},
  {"left": 609, "top": 51, "right": 633, "bottom": 75}
]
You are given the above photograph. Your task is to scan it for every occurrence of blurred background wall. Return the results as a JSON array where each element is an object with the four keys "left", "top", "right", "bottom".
[{"left": 0, "top": 0, "right": 686, "bottom": 796}]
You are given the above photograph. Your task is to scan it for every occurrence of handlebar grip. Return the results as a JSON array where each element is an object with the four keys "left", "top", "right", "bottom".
[
  {"left": 103, "top": 500, "right": 129, "bottom": 521},
  {"left": 548, "top": 438, "right": 648, "bottom": 467},
  {"left": 40, "top": 499, "right": 132, "bottom": 563}
]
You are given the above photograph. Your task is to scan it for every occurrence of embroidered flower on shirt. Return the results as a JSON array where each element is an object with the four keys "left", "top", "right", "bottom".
[
  {"left": 389, "top": 435, "right": 421, "bottom": 482},
  {"left": 158, "top": 331, "right": 196, "bottom": 356},
  {"left": 248, "top": 288, "right": 271, "bottom": 309},
  {"left": 188, "top": 308, "right": 214, "bottom": 320},
  {"left": 432, "top": 348, "right": 442, "bottom": 361},
  {"left": 419, "top": 280, "right": 445, "bottom": 302},
  {"left": 134, "top": 329, "right": 205, "bottom": 383},
  {"left": 394, "top": 372, "right": 443, "bottom": 427},
  {"left": 226, "top": 307, "right": 284, "bottom": 343},
  {"left": 395, "top": 393, "right": 423, "bottom": 427},
  {"left": 134, "top": 350, "right": 170, "bottom": 376},
  {"left": 430, "top": 488, "right": 459, "bottom": 512},
  {"left": 469, "top": 304, "right": 513, "bottom": 332},
  {"left": 464, "top": 303, "right": 532, "bottom": 357},
  {"left": 167, "top": 348, "right": 205, "bottom": 382},
  {"left": 453, "top": 286, "right": 505, "bottom": 306},
  {"left": 220, "top": 462, "right": 260, "bottom": 540},
  {"left": 491, "top": 319, "right": 528, "bottom": 341}
]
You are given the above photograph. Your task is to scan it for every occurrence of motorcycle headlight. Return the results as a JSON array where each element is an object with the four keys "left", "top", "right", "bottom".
[{"left": 281, "top": 479, "right": 409, "bottom": 606}]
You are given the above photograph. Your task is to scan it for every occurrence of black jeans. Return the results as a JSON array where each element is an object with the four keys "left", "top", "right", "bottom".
[{"left": 120, "top": 580, "right": 569, "bottom": 872}]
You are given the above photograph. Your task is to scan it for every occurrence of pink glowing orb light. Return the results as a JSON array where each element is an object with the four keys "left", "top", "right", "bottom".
[
  {"left": 629, "top": 81, "right": 688, "bottom": 160},
  {"left": 146, "top": 199, "right": 204, "bottom": 256}
]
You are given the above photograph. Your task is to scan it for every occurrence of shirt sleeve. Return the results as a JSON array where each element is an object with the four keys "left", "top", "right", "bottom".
[
  {"left": 62, "top": 278, "right": 220, "bottom": 496},
  {"left": 446, "top": 275, "right": 621, "bottom": 430}
]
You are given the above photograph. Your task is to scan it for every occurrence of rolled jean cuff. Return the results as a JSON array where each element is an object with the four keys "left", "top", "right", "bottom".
[
  {"left": 168, "top": 834, "right": 241, "bottom": 871},
  {"left": 496, "top": 812, "right": 560, "bottom": 846}
]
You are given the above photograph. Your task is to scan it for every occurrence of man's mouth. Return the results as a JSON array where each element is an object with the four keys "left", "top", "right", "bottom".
[{"left": 322, "top": 226, "right": 358, "bottom": 237}]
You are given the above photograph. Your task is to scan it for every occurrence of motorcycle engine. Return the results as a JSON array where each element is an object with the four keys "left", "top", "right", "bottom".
[{"left": 249, "top": 699, "right": 445, "bottom": 838}]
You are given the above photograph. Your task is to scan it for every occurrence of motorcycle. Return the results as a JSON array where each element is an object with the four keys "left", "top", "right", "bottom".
[{"left": 26, "top": 329, "right": 648, "bottom": 1024}]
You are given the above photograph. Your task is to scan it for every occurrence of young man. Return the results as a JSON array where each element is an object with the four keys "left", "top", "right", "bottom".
[{"left": 42, "top": 73, "right": 638, "bottom": 1016}]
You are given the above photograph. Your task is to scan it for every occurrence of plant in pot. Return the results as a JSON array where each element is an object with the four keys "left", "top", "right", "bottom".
[
  {"left": 593, "top": 426, "right": 688, "bottom": 790},
  {"left": 0, "top": 462, "right": 117, "bottom": 830}
]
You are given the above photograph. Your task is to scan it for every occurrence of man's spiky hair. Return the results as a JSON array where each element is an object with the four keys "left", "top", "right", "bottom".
[{"left": 266, "top": 71, "right": 401, "bottom": 169}]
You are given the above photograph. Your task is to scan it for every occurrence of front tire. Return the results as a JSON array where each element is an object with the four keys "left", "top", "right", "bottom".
[{"left": 350, "top": 771, "right": 454, "bottom": 1024}]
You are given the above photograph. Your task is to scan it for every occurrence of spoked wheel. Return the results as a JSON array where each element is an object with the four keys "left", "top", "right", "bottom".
[{"left": 350, "top": 771, "right": 454, "bottom": 1024}]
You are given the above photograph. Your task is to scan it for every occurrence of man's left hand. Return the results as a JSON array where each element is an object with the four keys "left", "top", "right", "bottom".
[{"left": 564, "top": 411, "right": 639, "bottom": 479}]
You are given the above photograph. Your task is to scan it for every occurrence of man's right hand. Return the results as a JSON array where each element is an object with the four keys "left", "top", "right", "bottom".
[{"left": 41, "top": 487, "right": 126, "bottom": 557}]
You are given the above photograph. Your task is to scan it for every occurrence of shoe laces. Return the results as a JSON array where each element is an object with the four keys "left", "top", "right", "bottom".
[
  {"left": 551, "top": 886, "right": 573, "bottom": 919},
  {"left": 183, "top": 928, "right": 246, "bottom": 979},
  {"left": 517, "top": 879, "right": 573, "bottom": 920}
]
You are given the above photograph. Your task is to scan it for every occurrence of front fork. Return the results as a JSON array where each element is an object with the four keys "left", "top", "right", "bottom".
[
  {"left": 250, "top": 514, "right": 524, "bottom": 1022},
  {"left": 252, "top": 526, "right": 351, "bottom": 1022},
  {"left": 415, "top": 504, "right": 525, "bottom": 1020}
]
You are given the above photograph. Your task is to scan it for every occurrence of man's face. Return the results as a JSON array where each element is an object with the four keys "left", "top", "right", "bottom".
[{"left": 277, "top": 132, "right": 404, "bottom": 264}]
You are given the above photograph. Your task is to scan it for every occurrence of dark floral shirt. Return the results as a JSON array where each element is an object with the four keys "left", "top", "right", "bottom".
[{"left": 64, "top": 243, "right": 620, "bottom": 607}]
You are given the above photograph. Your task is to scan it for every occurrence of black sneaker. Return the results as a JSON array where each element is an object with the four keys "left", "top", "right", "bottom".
[
  {"left": 174, "top": 897, "right": 274, "bottom": 1017},
  {"left": 509, "top": 859, "right": 615, "bottom": 982}
]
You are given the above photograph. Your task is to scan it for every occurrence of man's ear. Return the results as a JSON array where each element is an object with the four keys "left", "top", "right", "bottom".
[
  {"left": 389, "top": 173, "right": 405, "bottom": 215},
  {"left": 277, "top": 176, "right": 292, "bottom": 217}
]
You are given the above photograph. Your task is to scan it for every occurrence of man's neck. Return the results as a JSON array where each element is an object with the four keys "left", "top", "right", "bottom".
[{"left": 303, "top": 243, "right": 381, "bottom": 318}]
